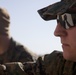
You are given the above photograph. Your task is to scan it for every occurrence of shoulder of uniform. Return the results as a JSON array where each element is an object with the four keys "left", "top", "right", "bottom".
[{"left": 43, "top": 50, "right": 64, "bottom": 64}]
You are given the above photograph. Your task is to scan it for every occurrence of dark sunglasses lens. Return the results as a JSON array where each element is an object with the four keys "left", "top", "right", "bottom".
[
  {"left": 57, "top": 19, "right": 66, "bottom": 28},
  {"left": 57, "top": 13, "right": 76, "bottom": 29}
]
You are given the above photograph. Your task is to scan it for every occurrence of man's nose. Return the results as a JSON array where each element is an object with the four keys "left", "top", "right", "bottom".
[{"left": 54, "top": 23, "right": 67, "bottom": 37}]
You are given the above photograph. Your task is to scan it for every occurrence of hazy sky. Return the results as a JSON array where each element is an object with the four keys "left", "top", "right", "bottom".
[{"left": 0, "top": 0, "right": 62, "bottom": 55}]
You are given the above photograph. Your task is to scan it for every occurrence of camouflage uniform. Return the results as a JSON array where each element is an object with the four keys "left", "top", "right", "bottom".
[
  {"left": 0, "top": 8, "right": 36, "bottom": 63},
  {"left": 0, "top": 0, "right": 76, "bottom": 75},
  {"left": 0, "top": 38, "right": 36, "bottom": 64},
  {"left": 0, "top": 51, "right": 76, "bottom": 75}
]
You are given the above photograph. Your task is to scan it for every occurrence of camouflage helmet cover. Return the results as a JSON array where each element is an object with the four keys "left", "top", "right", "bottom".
[{"left": 38, "top": 0, "right": 76, "bottom": 21}]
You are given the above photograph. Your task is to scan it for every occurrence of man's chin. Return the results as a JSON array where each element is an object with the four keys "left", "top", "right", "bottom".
[
  {"left": 63, "top": 52, "right": 71, "bottom": 61},
  {"left": 63, "top": 52, "right": 76, "bottom": 62}
]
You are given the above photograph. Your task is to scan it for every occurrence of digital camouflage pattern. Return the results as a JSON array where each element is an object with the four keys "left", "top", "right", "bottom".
[
  {"left": 0, "top": 51, "right": 76, "bottom": 75},
  {"left": 38, "top": 0, "right": 76, "bottom": 21},
  {"left": 0, "top": 38, "right": 36, "bottom": 64}
]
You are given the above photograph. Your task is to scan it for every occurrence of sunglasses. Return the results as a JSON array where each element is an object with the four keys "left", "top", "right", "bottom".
[{"left": 57, "top": 13, "right": 76, "bottom": 29}]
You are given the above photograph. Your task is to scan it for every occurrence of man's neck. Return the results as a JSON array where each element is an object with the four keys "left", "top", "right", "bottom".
[{"left": 0, "top": 36, "right": 11, "bottom": 55}]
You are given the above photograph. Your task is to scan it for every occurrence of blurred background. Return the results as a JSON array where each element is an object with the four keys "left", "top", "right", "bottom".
[{"left": 0, "top": 0, "right": 62, "bottom": 55}]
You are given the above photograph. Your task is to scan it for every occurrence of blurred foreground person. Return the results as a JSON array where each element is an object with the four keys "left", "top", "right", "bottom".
[
  {"left": 0, "top": 7, "right": 36, "bottom": 64},
  {"left": 0, "top": 0, "right": 76, "bottom": 75}
]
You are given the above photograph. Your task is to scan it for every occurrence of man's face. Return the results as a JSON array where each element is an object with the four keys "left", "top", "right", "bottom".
[{"left": 54, "top": 8, "right": 76, "bottom": 62}]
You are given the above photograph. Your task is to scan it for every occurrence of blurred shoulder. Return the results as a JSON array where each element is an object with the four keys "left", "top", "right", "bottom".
[
  {"left": 44, "top": 50, "right": 63, "bottom": 61},
  {"left": 42, "top": 50, "right": 65, "bottom": 65}
]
